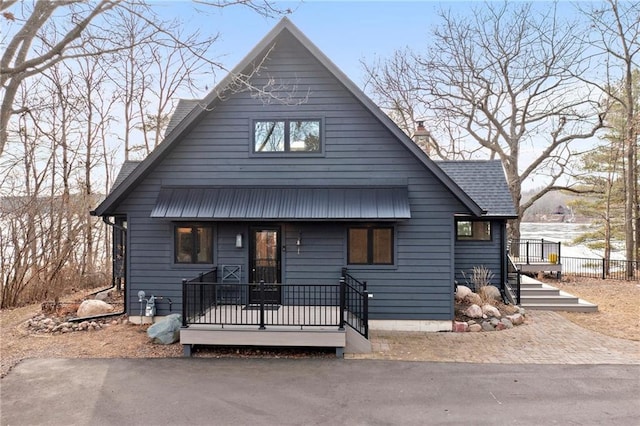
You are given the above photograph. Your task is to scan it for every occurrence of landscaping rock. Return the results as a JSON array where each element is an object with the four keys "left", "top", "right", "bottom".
[
  {"left": 147, "top": 314, "right": 182, "bottom": 345},
  {"left": 482, "top": 304, "right": 501, "bottom": 318},
  {"left": 500, "top": 318, "right": 514, "bottom": 329},
  {"left": 506, "top": 313, "right": 524, "bottom": 326},
  {"left": 479, "top": 285, "right": 501, "bottom": 302},
  {"left": 489, "top": 318, "right": 500, "bottom": 327},
  {"left": 465, "top": 292, "right": 483, "bottom": 306},
  {"left": 468, "top": 323, "right": 482, "bottom": 332},
  {"left": 77, "top": 300, "right": 114, "bottom": 317},
  {"left": 453, "top": 321, "right": 468, "bottom": 332},
  {"left": 455, "top": 285, "right": 472, "bottom": 301},
  {"left": 481, "top": 321, "right": 495, "bottom": 331},
  {"left": 464, "top": 304, "right": 483, "bottom": 319}
]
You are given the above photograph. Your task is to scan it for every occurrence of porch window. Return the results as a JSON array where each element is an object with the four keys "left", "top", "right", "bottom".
[
  {"left": 456, "top": 220, "right": 491, "bottom": 241},
  {"left": 175, "top": 224, "right": 213, "bottom": 264},
  {"left": 253, "top": 119, "right": 321, "bottom": 153},
  {"left": 348, "top": 226, "right": 394, "bottom": 265}
]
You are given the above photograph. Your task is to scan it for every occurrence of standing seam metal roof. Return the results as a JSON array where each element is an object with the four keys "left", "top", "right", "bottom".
[{"left": 150, "top": 187, "right": 411, "bottom": 220}]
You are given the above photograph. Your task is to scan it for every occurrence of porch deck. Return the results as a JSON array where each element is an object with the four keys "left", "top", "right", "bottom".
[
  {"left": 180, "top": 305, "right": 353, "bottom": 356},
  {"left": 180, "top": 271, "right": 370, "bottom": 357}
]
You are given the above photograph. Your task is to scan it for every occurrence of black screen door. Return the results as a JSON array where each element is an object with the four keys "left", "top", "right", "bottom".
[{"left": 249, "top": 227, "right": 281, "bottom": 304}]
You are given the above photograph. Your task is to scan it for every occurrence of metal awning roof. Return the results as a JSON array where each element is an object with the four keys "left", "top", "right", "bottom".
[{"left": 150, "top": 187, "right": 411, "bottom": 221}]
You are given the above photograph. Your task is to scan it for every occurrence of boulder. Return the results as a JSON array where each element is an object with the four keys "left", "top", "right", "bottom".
[
  {"left": 147, "top": 314, "right": 182, "bottom": 345},
  {"left": 500, "top": 318, "right": 514, "bottom": 329},
  {"left": 468, "top": 323, "right": 482, "bottom": 332},
  {"left": 482, "top": 304, "right": 501, "bottom": 318},
  {"left": 453, "top": 321, "right": 469, "bottom": 332},
  {"left": 77, "top": 300, "right": 114, "bottom": 317},
  {"left": 465, "top": 292, "right": 483, "bottom": 306},
  {"left": 506, "top": 313, "right": 524, "bottom": 326},
  {"left": 463, "top": 304, "right": 483, "bottom": 319},
  {"left": 455, "top": 285, "right": 472, "bottom": 301},
  {"left": 481, "top": 321, "right": 495, "bottom": 331},
  {"left": 479, "top": 285, "right": 501, "bottom": 302}
]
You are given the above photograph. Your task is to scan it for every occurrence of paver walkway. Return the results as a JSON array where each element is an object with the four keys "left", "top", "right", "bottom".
[{"left": 348, "top": 310, "right": 640, "bottom": 364}]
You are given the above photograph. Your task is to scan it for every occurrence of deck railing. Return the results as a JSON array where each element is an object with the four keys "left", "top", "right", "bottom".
[
  {"left": 182, "top": 273, "right": 370, "bottom": 337},
  {"left": 561, "top": 256, "right": 638, "bottom": 280},
  {"left": 505, "top": 256, "right": 521, "bottom": 305},
  {"left": 509, "top": 239, "right": 562, "bottom": 265},
  {"left": 341, "top": 268, "right": 369, "bottom": 338}
]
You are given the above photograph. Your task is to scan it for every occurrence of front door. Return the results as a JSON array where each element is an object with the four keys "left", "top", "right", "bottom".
[{"left": 249, "top": 227, "right": 281, "bottom": 304}]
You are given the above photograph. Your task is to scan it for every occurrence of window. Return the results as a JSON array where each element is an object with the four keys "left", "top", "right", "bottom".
[
  {"left": 456, "top": 220, "right": 491, "bottom": 241},
  {"left": 348, "top": 226, "right": 394, "bottom": 265},
  {"left": 175, "top": 224, "right": 213, "bottom": 264},
  {"left": 253, "top": 119, "right": 321, "bottom": 153}
]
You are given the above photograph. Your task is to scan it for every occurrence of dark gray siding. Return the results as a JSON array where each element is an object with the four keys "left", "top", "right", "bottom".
[
  {"left": 453, "top": 220, "right": 503, "bottom": 289},
  {"left": 116, "top": 34, "right": 472, "bottom": 321}
]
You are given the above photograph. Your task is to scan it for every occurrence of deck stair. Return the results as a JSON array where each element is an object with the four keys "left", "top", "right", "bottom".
[{"left": 518, "top": 276, "right": 598, "bottom": 313}]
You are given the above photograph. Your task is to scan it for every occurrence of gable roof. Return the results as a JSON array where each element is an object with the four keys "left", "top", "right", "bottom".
[
  {"left": 437, "top": 160, "right": 517, "bottom": 218},
  {"left": 91, "top": 17, "right": 483, "bottom": 217},
  {"left": 111, "top": 160, "right": 141, "bottom": 192},
  {"left": 164, "top": 99, "right": 202, "bottom": 135}
]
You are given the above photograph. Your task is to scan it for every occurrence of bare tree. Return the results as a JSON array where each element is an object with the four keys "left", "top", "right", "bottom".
[
  {"left": 0, "top": 0, "right": 121, "bottom": 156},
  {"left": 364, "top": 2, "right": 605, "bottom": 240},
  {"left": 578, "top": 0, "right": 639, "bottom": 274}
]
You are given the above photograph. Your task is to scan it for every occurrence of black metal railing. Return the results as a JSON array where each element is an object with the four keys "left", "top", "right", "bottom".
[
  {"left": 341, "top": 268, "right": 369, "bottom": 338},
  {"left": 505, "top": 256, "right": 521, "bottom": 305},
  {"left": 182, "top": 268, "right": 218, "bottom": 323},
  {"left": 561, "top": 256, "right": 638, "bottom": 281},
  {"left": 182, "top": 281, "right": 341, "bottom": 329},
  {"left": 509, "top": 239, "right": 562, "bottom": 265},
  {"left": 181, "top": 270, "right": 370, "bottom": 338}
]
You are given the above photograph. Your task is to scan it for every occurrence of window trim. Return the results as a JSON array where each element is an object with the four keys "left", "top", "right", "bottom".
[
  {"left": 173, "top": 223, "right": 214, "bottom": 264},
  {"left": 455, "top": 219, "right": 492, "bottom": 241},
  {"left": 347, "top": 225, "right": 395, "bottom": 266},
  {"left": 251, "top": 118, "right": 324, "bottom": 156}
]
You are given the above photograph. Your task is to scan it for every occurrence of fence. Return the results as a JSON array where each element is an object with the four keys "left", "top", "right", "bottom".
[{"left": 561, "top": 256, "right": 639, "bottom": 281}]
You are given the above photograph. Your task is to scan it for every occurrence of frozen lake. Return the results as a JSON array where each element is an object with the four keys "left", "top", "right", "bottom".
[{"left": 520, "top": 222, "right": 624, "bottom": 260}]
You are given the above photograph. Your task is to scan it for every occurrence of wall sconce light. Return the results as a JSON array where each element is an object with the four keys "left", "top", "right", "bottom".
[
  {"left": 235, "top": 233, "right": 243, "bottom": 248},
  {"left": 296, "top": 232, "right": 301, "bottom": 254}
]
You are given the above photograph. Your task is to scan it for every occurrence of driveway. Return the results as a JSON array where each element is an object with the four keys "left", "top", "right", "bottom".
[
  {"left": 354, "top": 310, "right": 640, "bottom": 364},
  {"left": 1, "top": 358, "right": 639, "bottom": 425}
]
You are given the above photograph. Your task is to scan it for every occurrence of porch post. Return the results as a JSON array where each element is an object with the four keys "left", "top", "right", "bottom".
[
  {"left": 339, "top": 276, "right": 346, "bottom": 330},
  {"left": 259, "top": 280, "right": 266, "bottom": 330},
  {"left": 362, "top": 281, "right": 369, "bottom": 339},
  {"left": 181, "top": 279, "right": 188, "bottom": 328}
]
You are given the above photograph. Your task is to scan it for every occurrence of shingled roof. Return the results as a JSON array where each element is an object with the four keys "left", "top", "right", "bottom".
[
  {"left": 436, "top": 160, "right": 517, "bottom": 218},
  {"left": 164, "top": 99, "right": 202, "bottom": 136}
]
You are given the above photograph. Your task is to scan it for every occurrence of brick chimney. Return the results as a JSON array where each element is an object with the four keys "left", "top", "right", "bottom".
[{"left": 412, "top": 120, "right": 431, "bottom": 156}]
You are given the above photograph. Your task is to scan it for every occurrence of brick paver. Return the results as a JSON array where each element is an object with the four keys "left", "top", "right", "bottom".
[{"left": 349, "top": 311, "right": 640, "bottom": 364}]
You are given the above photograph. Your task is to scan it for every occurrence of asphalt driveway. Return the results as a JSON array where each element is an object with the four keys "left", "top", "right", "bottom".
[{"left": 1, "top": 358, "right": 638, "bottom": 425}]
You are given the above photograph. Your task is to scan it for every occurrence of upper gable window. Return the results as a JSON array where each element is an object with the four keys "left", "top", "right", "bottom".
[{"left": 253, "top": 120, "right": 321, "bottom": 153}]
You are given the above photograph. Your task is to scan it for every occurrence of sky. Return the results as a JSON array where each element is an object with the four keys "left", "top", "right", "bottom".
[
  {"left": 151, "top": 0, "right": 576, "bottom": 90},
  {"left": 146, "top": 0, "right": 593, "bottom": 191}
]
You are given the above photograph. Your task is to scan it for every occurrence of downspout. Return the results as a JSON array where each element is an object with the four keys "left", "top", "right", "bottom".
[{"left": 69, "top": 215, "right": 127, "bottom": 323}]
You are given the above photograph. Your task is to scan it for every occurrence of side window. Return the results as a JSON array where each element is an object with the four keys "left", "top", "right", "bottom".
[
  {"left": 175, "top": 224, "right": 213, "bottom": 264},
  {"left": 253, "top": 119, "right": 321, "bottom": 153},
  {"left": 348, "top": 226, "right": 394, "bottom": 265},
  {"left": 456, "top": 220, "right": 491, "bottom": 241}
]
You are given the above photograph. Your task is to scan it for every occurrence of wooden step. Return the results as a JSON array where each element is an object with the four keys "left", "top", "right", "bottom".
[{"left": 520, "top": 302, "right": 598, "bottom": 313}]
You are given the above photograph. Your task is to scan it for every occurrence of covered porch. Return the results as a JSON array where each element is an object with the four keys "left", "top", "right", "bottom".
[{"left": 180, "top": 268, "right": 371, "bottom": 357}]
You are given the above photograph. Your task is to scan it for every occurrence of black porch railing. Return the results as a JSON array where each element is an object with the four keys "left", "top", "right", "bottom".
[
  {"left": 506, "top": 256, "right": 521, "bottom": 305},
  {"left": 341, "top": 268, "right": 369, "bottom": 338},
  {"left": 509, "top": 239, "right": 561, "bottom": 265},
  {"left": 181, "top": 271, "right": 369, "bottom": 338}
]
